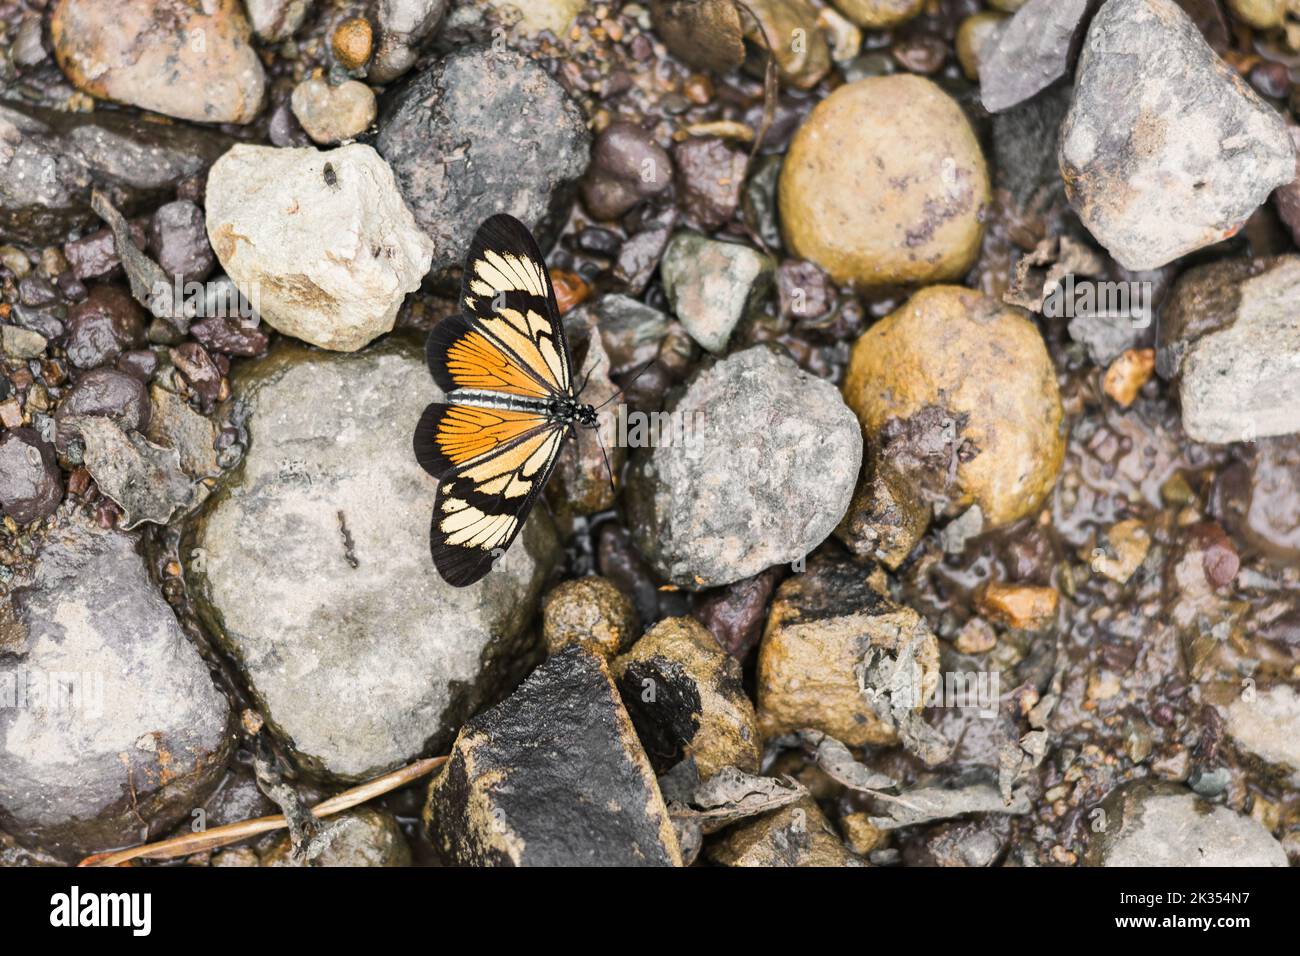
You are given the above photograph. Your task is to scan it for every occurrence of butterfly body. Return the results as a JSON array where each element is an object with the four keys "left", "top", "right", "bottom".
[{"left": 413, "top": 214, "right": 593, "bottom": 588}]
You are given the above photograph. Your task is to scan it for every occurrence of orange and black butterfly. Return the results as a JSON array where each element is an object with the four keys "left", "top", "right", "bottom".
[{"left": 413, "top": 214, "right": 598, "bottom": 587}]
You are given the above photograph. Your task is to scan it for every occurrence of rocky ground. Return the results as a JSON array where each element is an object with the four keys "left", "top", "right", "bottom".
[{"left": 1, "top": 0, "right": 1299, "bottom": 867}]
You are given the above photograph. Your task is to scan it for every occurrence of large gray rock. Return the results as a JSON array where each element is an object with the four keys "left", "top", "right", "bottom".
[
  {"left": 0, "top": 514, "right": 233, "bottom": 862},
  {"left": 424, "top": 644, "right": 682, "bottom": 866},
  {"left": 1059, "top": 0, "right": 1294, "bottom": 270},
  {"left": 185, "top": 339, "right": 559, "bottom": 781},
  {"left": 626, "top": 346, "right": 862, "bottom": 588},
  {"left": 375, "top": 46, "right": 589, "bottom": 275},
  {"left": 205, "top": 144, "right": 433, "bottom": 352},
  {"left": 1159, "top": 256, "right": 1300, "bottom": 443},
  {"left": 0, "top": 100, "right": 232, "bottom": 245},
  {"left": 1086, "top": 782, "right": 1287, "bottom": 866}
]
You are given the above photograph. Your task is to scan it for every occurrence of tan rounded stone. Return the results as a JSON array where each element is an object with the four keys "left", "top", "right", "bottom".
[
  {"left": 1227, "top": 0, "right": 1286, "bottom": 29},
  {"left": 778, "top": 75, "right": 990, "bottom": 287},
  {"left": 826, "top": 0, "right": 924, "bottom": 28},
  {"left": 841, "top": 286, "right": 1065, "bottom": 529},
  {"left": 332, "top": 16, "right": 374, "bottom": 70},
  {"left": 290, "top": 78, "right": 377, "bottom": 145},
  {"left": 956, "top": 11, "right": 1007, "bottom": 82},
  {"left": 542, "top": 576, "right": 639, "bottom": 658},
  {"left": 50, "top": 0, "right": 265, "bottom": 125}
]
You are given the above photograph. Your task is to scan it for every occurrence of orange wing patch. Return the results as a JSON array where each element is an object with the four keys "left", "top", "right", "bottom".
[
  {"left": 445, "top": 329, "right": 552, "bottom": 398},
  {"left": 435, "top": 405, "right": 547, "bottom": 468}
]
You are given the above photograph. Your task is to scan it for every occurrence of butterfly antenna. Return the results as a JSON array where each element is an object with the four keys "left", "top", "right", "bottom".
[
  {"left": 591, "top": 421, "right": 617, "bottom": 495},
  {"left": 595, "top": 358, "right": 658, "bottom": 411}
]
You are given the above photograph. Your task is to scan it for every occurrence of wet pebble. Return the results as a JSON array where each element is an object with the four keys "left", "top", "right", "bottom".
[
  {"left": 148, "top": 201, "right": 215, "bottom": 284},
  {"left": 54, "top": 366, "right": 151, "bottom": 454},
  {"left": 0, "top": 429, "right": 63, "bottom": 524},
  {"left": 693, "top": 568, "right": 780, "bottom": 661},
  {"left": 64, "top": 285, "right": 147, "bottom": 370},
  {"left": 189, "top": 316, "right": 270, "bottom": 357},
  {"left": 673, "top": 137, "right": 748, "bottom": 231},
  {"left": 581, "top": 122, "right": 672, "bottom": 221}
]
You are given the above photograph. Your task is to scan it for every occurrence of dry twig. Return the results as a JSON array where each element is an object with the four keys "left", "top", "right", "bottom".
[{"left": 78, "top": 755, "right": 447, "bottom": 867}]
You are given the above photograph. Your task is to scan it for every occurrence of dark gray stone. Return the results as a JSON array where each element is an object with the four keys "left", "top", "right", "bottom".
[
  {"left": 376, "top": 46, "right": 589, "bottom": 275},
  {"left": 423, "top": 644, "right": 682, "bottom": 866},
  {"left": 0, "top": 429, "right": 63, "bottom": 525},
  {"left": 0, "top": 100, "right": 232, "bottom": 245}
]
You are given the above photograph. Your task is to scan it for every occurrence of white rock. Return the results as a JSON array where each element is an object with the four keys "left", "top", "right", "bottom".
[{"left": 205, "top": 144, "right": 432, "bottom": 351}]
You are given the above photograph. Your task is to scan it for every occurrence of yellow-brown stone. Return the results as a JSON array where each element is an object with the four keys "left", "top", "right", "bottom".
[
  {"left": 841, "top": 286, "right": 1065, "bottom": 529},
  {"left": 757, "top": 559, "right": 941, "bottom": 747},
  {"left": 542, "top": 576, "right": 639, "bottom": 658},
  {"left": 779, "top": 75, "right": 990, "bottom": 286}
]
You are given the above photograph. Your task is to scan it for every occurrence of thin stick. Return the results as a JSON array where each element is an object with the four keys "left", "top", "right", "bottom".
[{"left": 78, "top": 755, "right": 448, "bottom": 867}]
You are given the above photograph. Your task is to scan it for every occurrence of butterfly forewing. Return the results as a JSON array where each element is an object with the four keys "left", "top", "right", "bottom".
[
  {"left": 459, "top": 214, "right": 573, "bottom": 398},
  {"left": 413, "top": 214, "right": 575, "bottom": 587}
]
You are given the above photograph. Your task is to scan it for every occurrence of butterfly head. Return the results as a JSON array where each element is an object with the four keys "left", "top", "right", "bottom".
[{"left": 576, "top": 403, "right": 597, "bottom": 428}]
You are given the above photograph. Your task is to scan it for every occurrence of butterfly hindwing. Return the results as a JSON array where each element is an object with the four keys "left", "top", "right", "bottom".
[
  {"left": 426, "top": 407, "right": 569, "bottom": 587},
  {"left": 460, "top": 214, "right": 573, "bottom": 398}
]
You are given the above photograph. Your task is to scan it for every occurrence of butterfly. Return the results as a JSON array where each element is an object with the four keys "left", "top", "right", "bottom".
[{"left": 413, "top": 214, "right": 598, "bottom": 587}]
